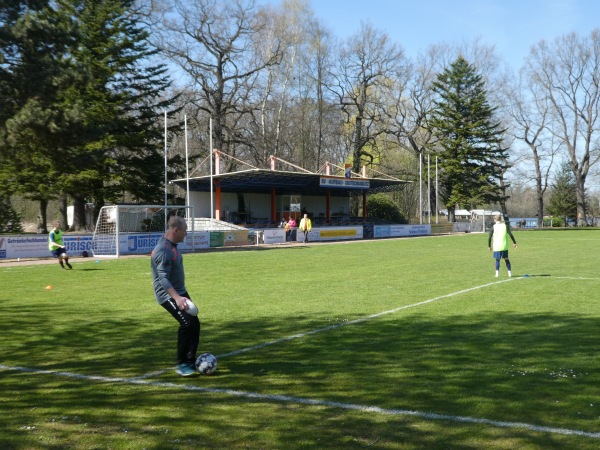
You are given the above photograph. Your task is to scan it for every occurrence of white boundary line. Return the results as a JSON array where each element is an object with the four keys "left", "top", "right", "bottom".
[
  {"left": 3, "top": 277, "right": 599, "bottom": 439},
  {"left": 1, "top": 363, "right": 598, "bottom": 439},
  {"left": 219, "top": 278, "right": 519, "bottom": 358},
  {"left": 136, "top": 278, "right": 519, "bottom": 379},
  {"left": 553, "top": 276, "right": 600, "bottom": 280}
]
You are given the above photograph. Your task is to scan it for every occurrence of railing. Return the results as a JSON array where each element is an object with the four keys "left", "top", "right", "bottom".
[{"left": 189, "top": 218, "right": 246, "bottom": 232}]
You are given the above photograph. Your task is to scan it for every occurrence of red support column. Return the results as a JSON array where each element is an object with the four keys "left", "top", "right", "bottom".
[
  {"left": 270, "top": 188, "right": 276, "bottom": 223},
  {"left": 215, "top": 179, "right": 221, "bottom": 220}
]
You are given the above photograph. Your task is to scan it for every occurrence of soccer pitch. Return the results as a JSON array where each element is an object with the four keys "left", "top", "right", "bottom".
[{"left": 1, "top": 230, "right": 599, "bottom": 448}]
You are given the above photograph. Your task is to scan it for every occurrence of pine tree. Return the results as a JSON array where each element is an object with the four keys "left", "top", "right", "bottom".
[
  {"left": 1, "top": 0, "right": 181, "bottom": 230},
  {"left": 60, "top": 0, "right": 181, "bottom": 228},
  {"left": 0, "top": 0, "right": 75, "bottom": 232},
  {"left": 428, "top": 56, "right": 509, "bottom": 222},
  {"left": 0, "top": 195, "right": 23, "bottom": 233},
  {"left": 546, "top": 163, "right": 577, "bottom": 224}
]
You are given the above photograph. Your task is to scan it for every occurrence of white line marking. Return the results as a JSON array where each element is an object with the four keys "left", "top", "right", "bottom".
[
  {"left": 1, "top": 363, "right": 597, "bottom": 439},
  {"left": 129, "top": 369, "right": 169, "bottom": 381},
  {"left": 553, "top": 276, "right": 600, "bottom": 280},
  {"left": 219, "top": 278, "right": 518, "bottom": 358},
  {"left": 135, "top": 279, "right": 520, "bottom": 379}
]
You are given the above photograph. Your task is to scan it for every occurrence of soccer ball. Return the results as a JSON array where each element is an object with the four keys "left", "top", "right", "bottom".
[
  {"left": 185, "top": 299, "right": 198, "bottom": 316},
  {"left": 195, "top": 353, "right": 217, "bottom": 375}
]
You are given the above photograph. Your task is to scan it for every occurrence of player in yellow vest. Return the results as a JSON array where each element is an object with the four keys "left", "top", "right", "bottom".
[
  {"left": 299, "top": 213, "right": 312, "bottom": 243},
  {"left": 49, "top": 221, "right": 72, "bottom": 269},
  {"left": 488, "top": 214, "right": 517, "bottom": 277}
]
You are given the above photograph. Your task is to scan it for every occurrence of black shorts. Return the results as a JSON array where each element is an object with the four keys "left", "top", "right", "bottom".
[{"left": 51, "top": 248, "right": 67, "bottom": 258}]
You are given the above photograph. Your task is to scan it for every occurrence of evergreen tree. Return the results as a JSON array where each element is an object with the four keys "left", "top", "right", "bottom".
[
  {"left": 1, "top": 0, "right": 181, "bottom": 231},
  {"left": 0, "top": 0, "right": 75, "bottom": 232},
  {"left": 60, "top": 0, "right": 181, "bottom": 228},
  {"left": 0, "top": 195, "right": 22, "bottom": 232},
  {"left": 546, "top": 162, "right": 577, "bottom": 224},
  {"left": 428, "top": 57, "right": 509, "bottom": 222}
]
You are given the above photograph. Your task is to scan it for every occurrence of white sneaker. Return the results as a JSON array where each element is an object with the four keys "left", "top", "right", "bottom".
[
  {"left": 508, "top": 270, "right": 512, "bottom": 278},
  {"left": 495, "top": 270, "right": 499, "bottom": 277}
]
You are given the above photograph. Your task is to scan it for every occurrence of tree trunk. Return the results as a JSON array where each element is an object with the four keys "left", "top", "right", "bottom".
[
  {"left": 59, "top": 195, "right": 69, "bottom": 230},
  {"left": 447, "top": 205, "right": 456, "bottom": 223},
  {"left": 72, "top": 196, "right": 87, "bottom": 231},
  {"left": 37, "top": 199, "right": 48, "bottom": 234},
  {"left": 527, "top": 145, "right": 545, "bottom": 228},
  {"left": 536, "top": 180, "right": 544, "bottom": 228},
  {"left": 575, "top": 177, "right": 587, "bottom": 226}
]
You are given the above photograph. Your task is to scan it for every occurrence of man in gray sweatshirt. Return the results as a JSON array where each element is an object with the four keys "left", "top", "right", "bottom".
[{"left": 151, "top": 215, "right": 200, "bottom": 376}]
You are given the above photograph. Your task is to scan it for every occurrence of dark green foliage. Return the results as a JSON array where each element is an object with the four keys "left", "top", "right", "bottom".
[
  {"left": 59, "top": 0, "right": 182, "bottom": 215},
  {"left": 547, "top": 163, "right": 577, "bottom": 222},
  {"left": 428, "top": 57, "right": 509, "bottom": 220},
  {"left": 0, "top": 0, "right": 71, "bottom": 202},
  {"left": 543, "top": 217, "right": 565, "bottom": 227},
  {"left": 0, "top": 196, "right": 23, "bottom": 232},
  {"left": 366, "top": 193, "right": 407, "bottom": 223},
  {"left": 0, "top": 0, "right": 181, "bottom": 230}
]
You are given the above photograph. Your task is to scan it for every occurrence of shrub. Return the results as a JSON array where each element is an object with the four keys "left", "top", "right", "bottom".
[
  {"left": 543, "top": 217, "right": 565, "bottom": 227},
  {"left": 366, "top": 194, "right": 407, "bottom": 223}
]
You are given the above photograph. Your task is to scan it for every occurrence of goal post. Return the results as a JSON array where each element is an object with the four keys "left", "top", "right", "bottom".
[{"left": 91, "top": 205, "right": 194, "bottom": 258}]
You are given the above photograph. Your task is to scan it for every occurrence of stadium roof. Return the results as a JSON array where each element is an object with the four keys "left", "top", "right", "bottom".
[{"left": 172, "top": 169, "right": 409, "bottom": 197}]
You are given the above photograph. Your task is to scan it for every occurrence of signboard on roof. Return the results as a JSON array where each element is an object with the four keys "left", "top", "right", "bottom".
[{"left": 319, "top": 177, "right": 370, "bottom": 189}]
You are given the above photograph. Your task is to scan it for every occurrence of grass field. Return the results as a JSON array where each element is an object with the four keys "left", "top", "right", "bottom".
[{"left": 1, "top": 230, "right": 599, "bottom": 449}]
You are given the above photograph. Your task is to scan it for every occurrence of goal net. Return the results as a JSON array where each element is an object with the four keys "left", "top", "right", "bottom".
[{"left": 91, "top": 205, "right": 193, "bottom": 257}]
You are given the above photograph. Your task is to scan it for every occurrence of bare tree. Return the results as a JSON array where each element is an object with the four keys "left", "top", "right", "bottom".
[
  {"left": 506, "top": 72, "right": 558, "bottom": 227},
  {"left": 329, "top": 22, "right": 404, "bottom": 176},
  {"left": 526, "top": 31, "right": 600, "bottom": 225},
  {"left": 249, "top": 1, "right": 343, "bottom": 171},
  {"left": 252, "top": 0, "right": 312, "bottom": 165},
  {"left": 154, "top": 0, "right": 283, "bottom": 158},
  {"left": 298, "top": 16, "right": 340, "bottom": 170}
]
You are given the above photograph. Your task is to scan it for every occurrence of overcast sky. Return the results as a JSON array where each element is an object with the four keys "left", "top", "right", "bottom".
[{"left": 282, "top": 0, "right": 599, "bottom": 71}]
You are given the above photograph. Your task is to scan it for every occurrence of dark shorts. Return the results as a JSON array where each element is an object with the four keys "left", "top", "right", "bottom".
[
  {"left": 493, "top": 251, "right": 509, "bottom": 259},
  {"left": 51, "top": 248, "right": 67, "bottom": 258}
]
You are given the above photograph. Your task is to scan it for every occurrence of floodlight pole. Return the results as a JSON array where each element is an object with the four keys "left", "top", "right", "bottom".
[
  {"left": 185, "top": 115, "right": 190, "bottom": 220},
  {"left": 435, "top": 156, "right": 439, "bottom": 224},
  {"left": 419, "top": 152, "right": 422, "bottom": 224},
  {"left": 210, "top": 118, "right": 214, "bottom": 220},
  {"left": 164, "top": 111, "right": 168, "bottom": 231},
  {"left": 427, "top": 154, "right": 431, "bottom": 225}
]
